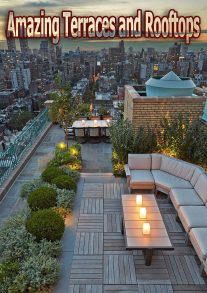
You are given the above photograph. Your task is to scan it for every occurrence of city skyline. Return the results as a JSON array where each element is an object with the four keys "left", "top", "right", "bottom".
[{"left": 0, "top": 0, "right": 207, "bottom": 45}]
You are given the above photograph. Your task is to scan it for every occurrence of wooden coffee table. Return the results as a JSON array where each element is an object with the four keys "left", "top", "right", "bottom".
[{"left": 121, "top": 194, "right": 173, "bottom": 266}]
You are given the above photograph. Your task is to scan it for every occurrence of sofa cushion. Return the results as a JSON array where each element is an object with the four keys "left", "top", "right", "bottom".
[
  {"left": 151, "top": 154, "right": 162, "bottom": 170},
  {"left": 152, "top": 170, "right": 192, "bottom": 193},
  {"left": 172, "top": 161, "right": 196, "bottom": 181},
  {"left": 128, "top": 154, "right": 151, "bottom": 170},
  {"left": 130, "top": 170, "right": 155, "bottom": 189},
  {"left": 190, "top": 168, "right": 204, "bottom": 186},
  {"left": 178, "top": 206, "right": 207, "bottom": 232},
  {"left": 170, "top": 188, "right": 204, "bottom": 211},
  {"left": 194, "top": 174, "right": 207, "bottom": 204},
  {"left": 160, "top": 156, "right": 178, "bottom": 175},
  {"left": 189, "top": 228, "right": 207, "bottom": 261}
]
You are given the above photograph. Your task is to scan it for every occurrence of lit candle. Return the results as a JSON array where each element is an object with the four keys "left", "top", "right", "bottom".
[
  {"left": 143, "top": 223, "right": 150, "bottom": 235},
  {"left": 94, "top": 120, "right": 97, "bottom": 126},
  {"left": 81, "top": 119, "right": 85, "bottom": 125},
  {"left": 140, "top": 207, "right": 147, "bottom": 219},
  {"left": 106, "top": 119, "right": 110, "bottom": 123},
  {"left": 136, "top": 195, "right": 142, "bottom": 206}
]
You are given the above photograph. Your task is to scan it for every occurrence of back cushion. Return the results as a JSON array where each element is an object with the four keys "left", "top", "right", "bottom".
[
  {"left": 191, "top": 168, "right": 204, "bottom": 186},
  {"left": 194, "top": 174, "right": 207, "bottom": 203},
  {"left": 172, "top": 162, "right": 196, "bottom": 181},
  {"left": 128, "top": 154, "right": 151, "bottom": 170},
  {"left": 160, "top": 156, "right": 178, "bottom": 175},
  {"left": 151, "top": 154, "right": 162, "bottom": 170}
]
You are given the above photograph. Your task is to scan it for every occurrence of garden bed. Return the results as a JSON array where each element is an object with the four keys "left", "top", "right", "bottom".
[{"left": 0, "top": 143, "right": 82, "bottom": 292}]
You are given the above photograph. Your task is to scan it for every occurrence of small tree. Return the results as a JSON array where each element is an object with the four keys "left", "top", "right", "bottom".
[{"left": 49, "top": 76, "right": 80, "bottom": 148}]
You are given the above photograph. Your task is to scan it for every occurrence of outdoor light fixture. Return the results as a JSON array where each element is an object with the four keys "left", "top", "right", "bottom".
[
  {"left": 143, "top": 223, "right": 150, "bottom": 235},
  {"left": 140, "top": 207, "right": 147, "bottom": 219},
  {"left": 57, "top": 142, "right": 66, "bottom": 151},
  {"left": 136, "top": 195, "right": 142, "bottom": 206}
]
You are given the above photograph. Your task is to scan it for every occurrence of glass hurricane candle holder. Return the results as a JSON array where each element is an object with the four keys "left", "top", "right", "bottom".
[
  {"left": 143, "top": 223, "right": 150, "bottom": 235},
  {"left": 140, "top": 207, "right": 147, "bottom": 219},
  {"left": 136, "top": 195, "right": 142, "bottom": 206}
]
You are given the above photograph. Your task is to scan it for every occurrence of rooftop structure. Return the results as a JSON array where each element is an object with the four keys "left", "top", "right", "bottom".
[{"left": 145, "top": 71, "right": 196, "bottom": 97}]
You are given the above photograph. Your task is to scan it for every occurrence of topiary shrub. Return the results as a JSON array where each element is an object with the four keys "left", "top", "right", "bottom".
[
  {"left": 62, "top": 167, "right": 80, "bottom": 183},
  {"left": 28, "top": 187, "right": 57, "bottom": 211},
  {"left": 51, "top": 175, "right": 77, "bottom": 191},
  {"left": 26, "top": 209, "right": 65, "bottom": 242},
  {"left": 42, "top": 167, "right": 65, "bottom": 183}
]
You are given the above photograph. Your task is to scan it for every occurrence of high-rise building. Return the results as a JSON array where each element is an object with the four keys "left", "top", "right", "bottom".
[
  {"left": 19, "top": 38, "right": 30, "bottom": 55},
  {"left": 40, "top": 40, "right": 49, "bottom": 59},
  {"left": 11, "top": 67, "right": 31, "bottom": 90},
  {"left": 7, "top": 37, "right": 16, "bottom": 52}
]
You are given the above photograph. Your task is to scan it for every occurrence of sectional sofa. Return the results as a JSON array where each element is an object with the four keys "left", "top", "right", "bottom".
[{"left": 124, "top": 154, "right": 207, "bottom": 274}]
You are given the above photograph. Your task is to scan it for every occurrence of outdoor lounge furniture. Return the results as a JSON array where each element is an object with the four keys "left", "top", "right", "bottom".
[
  {"left": 121, "top": 193, "right": 173, "bottom": 265},
  {"left": 124, "top": 153, "right": 207, "bottom": 274},
  {"left": 125, "top": 154, "right": 205, "bottom": 193}
]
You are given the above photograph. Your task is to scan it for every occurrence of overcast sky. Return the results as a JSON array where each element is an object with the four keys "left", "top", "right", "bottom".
[{"left": 0, "top": 0, "right": 206, "bottom": 41}]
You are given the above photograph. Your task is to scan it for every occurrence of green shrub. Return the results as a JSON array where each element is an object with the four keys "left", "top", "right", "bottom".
[
  {"left": 69, "top": 143, "right": 81, "bottom": 158},
  {"left": 112, "top": 162, "right": 125, "bottom": 177},
  {"left": 0, "top": 261, "right": 19, "bottom": 283},
  {"left": 62, "top": 167, "right": 80, "bottom": 182},
  {"left": 48, "top": 152, "right": 73, "bottom": 167},
  {"left": 26, "top": 209, "right": 65, "bottom": 242},
  {"left": 28, "top": 187, "right": 57, "bottom": 211},
  {"left": 42, "top": 166, "right": 65, "bottom": 183},
  {"left": 21, "top": 179, "right": 44, "bottom": 198},
  {"left": 0, "top": 211, "right": 35, "bottom": 262},
  {"left": 109, "top": 118, "right": 158, "bottom": 164},
  {"left": 56, "top": 189, "right": 76, "bottom": 211},
  {"left": 21, "top": 179, "right": 76, "bottom": 213},
  {"left": 51, "top": 175, "right": 77, "bottom": 191},
  {"left": 19, "top": 253, "right": 60, "bottom": 291}
]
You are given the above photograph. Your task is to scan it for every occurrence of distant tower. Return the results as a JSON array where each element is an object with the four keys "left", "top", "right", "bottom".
[
  {"left": 119, "top": 40, "right": 125, "bottom": 61},
  {"left": 19, "top": 38, "right": 30, "bottom": 54},
  {"left": 6, "top": 32, "right": 16, "bottom": 52}
]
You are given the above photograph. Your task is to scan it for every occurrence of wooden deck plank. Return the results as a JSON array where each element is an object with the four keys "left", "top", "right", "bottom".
[{"left": 68, "top": 181, "right": 207, "bottom": 291}]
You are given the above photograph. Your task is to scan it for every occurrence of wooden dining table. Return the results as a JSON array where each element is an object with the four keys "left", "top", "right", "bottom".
[{"left": 72, "top": 119, "right": 110, "bottom": 128}]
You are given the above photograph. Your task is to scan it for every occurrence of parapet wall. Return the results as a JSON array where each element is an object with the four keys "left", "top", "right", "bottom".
[{"left": 124, "top": 85, "right": 206, "bottom": 134}]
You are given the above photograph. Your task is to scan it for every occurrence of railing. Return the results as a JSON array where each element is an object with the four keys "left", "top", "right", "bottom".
[
  {"left": 203, "top": 100, "right": 207, "bottom": 122},
  {"left": 0, "top": 108, "right": 48, "bottom": 186}
]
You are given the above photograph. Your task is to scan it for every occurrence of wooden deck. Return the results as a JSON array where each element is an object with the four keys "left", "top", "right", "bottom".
[{"left": 68, "top": 181, "right": 207, "bottom": 293}]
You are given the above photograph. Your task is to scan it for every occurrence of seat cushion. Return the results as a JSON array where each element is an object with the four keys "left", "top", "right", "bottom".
[
  {"left": 178, "top": 206, "right": 207, "bottom": 232},
  {"left": 170, "top": 188, "right": 204, "bottom": 212},
  {"left": 160, "top": 155, "right": 196, "bottom": 181},
  {"left": 172, "top": 161, "right": 196, "bottom": 181},
  {"left": 128, "top": 154, "right": 151, "bottom": 170},
  {"left": 194, "top": 174, "right": 207, "bottom": 204},
  {"left": 189, "top": 228, "right": 207, "bottom": 262},
  {"left": 152, "top": 170, "right": 192, "bottom": 193},
  {"left": 151, "top": 154, "right": 162, "bottom": 170},
  {"left": 160, "top": 156, "right": 178, "bottom": 174},
  {"left": 190, "top": 168, "right": 204, "bottom": 186},
  {"left": 130, "top": 170, "right": 155, "bottom": 189}
]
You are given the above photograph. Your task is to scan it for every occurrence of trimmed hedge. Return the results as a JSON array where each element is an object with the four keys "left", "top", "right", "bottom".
[
  {"left": 28, "top": 187, "right": 57, "bottom": 211},
  {"left": 42, "top": 167, "right": 65, "bottom": 183},
  {"left": 51, "top": 175, "right": 77, "bottom": 191},
  {"left": 26, "top": 209, "right": 65, "bottom": 242}
]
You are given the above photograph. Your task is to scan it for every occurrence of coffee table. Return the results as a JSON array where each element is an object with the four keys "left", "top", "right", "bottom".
[{"left": 121, "top": 194, "right": 173, "bottom": 266}]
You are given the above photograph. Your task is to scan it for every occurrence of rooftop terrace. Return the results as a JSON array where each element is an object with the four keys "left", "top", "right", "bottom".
[{"left": 1, "top": 123, "right": 207, "bottom": 293}]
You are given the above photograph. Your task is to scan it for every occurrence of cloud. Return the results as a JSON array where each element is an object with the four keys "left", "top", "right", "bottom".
[{"left": 29, "top": 1, "right": 59, "bottom": 7}]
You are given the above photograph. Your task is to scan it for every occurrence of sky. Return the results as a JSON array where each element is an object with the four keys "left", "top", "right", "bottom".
[{"left": 0, "top": 0, "right": 207, "bottom": 48}]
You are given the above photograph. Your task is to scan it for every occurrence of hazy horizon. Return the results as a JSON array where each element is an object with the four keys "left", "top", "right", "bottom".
[{"left": 1, "top": 38, "right": 207, "bottom": 52}]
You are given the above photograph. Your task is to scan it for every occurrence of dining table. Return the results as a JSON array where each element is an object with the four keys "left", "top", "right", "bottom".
[{"left": 72, "top": 119, "right": 110, "bottom": 128}]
